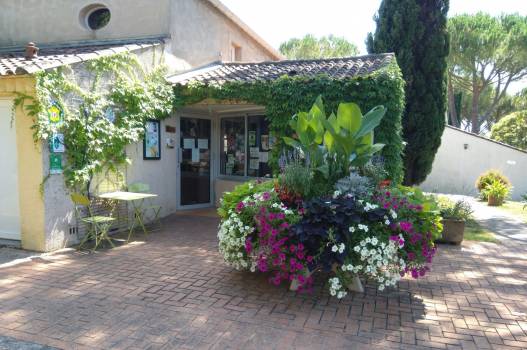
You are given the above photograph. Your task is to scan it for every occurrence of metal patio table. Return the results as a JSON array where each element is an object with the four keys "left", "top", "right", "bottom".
[{"left": 98, "top": 191, "right": 158, "bottom": 241}]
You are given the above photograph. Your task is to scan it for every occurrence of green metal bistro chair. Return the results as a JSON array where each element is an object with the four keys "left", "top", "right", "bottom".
[
  {"left": 71, "top": 193, "right": 116, "bottom": 251},
  {"left": 127, "top": 182, "right": 162, "bottom": 230}
]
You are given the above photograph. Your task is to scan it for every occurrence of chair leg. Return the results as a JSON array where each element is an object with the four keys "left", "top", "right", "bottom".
[
  {"left": 101, "top": 224, "right": 115, "bottom": 248},
  {"left": 78, "top": 226, "right": 94, "bottom": 250},
  {"left": 135, "top": 209, "right": 148, "bottom": 235}
]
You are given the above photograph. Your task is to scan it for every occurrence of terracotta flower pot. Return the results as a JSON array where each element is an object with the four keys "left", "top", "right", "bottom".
[
  {"left": 487, "top": 195, "right": 503, "bottom": 206},
  {"left": 441, "top": 219, "right": 465, "bottom": 245}
]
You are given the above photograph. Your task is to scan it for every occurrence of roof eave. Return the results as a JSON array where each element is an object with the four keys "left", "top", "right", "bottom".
[{"left": 204, "top": 0, "right": 284, "bottom": 61}]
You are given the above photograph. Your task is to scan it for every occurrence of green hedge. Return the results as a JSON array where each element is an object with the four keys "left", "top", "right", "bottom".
[{"left": 173, "top": 61, "right": 405, "bottom": 182}]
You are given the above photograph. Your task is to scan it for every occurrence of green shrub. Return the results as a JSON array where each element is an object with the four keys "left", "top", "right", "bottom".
[
  {"left": 490, "top": 110, "right": 527, "bottom": 150},
  {"left": 217, "top": 180, "right": 275, "bottom": 219},
  {"left": 280, "top": 162, "right": 318, "bottom": 199},
  {"left": 475, "top": 170, "right": 511, "bottom": 200},
  {"left": 436, "top": 197, "right": 473, "bottom": 221}
]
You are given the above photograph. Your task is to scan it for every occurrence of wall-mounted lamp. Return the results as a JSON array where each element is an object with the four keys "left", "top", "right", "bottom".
[{"left": 463, "top": 143, "right": 469, "bottom": 150}]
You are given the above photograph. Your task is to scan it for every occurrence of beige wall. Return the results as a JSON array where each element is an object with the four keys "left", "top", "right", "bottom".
[
  {"left": 0, "top": 0, "right": 277, "bottom": 65},
  {"left": 0, "top": 76, "right": 47, "bottom": 251},
  {"left": 170, "top": 0, "right": 277, "bottom": 66},
  {"left": 0, "top": 0, "right": 170, "bottom": 47},
  {"left": 126, "top": 116, "right": 179, "bottom": 216},
  {"left": 420, "top": 126, "right": 527, "bottom": 200}
]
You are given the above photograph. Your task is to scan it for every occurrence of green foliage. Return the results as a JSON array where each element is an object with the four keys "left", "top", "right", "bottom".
[
  {"left": 14, "top": 52, "right": 172, "bottom": 191},
  {"left": 217, "top": 180, "right": 275, "bottom": 219},
  {"left": 280, "top": 161, "right": 317, "bottom": 199},
  {"left": 448, "top": 13, "right": 527, "bottom": 134},
  {"left": 490, "top": 110, "right": 527, "bottom": 150},
  {"left": 282, "top": 96, "right": 386, "bottom": 190},
  {"left": 391, "top": 186, "right": 443, "bottom": 240},
  {"left": 475, "top": 169, "right": 511, "bottom": 200},
  {"left": 482, "top": 179, "right": 511, "bottom": 205},
  {"left": 335, "top": 172, "right": 373, "bottom": 198},
  {"left": 436, "top": 196, "right": 473, "bottom": 221},
  {"left": 174, "top": 61, "right": 405, "bottom": 182},
  {"left": 279, "top": 34, "right": 359, "bottom": 59},
  {"left": 367, "top": 0, "right": 449, "bottom": 185}
]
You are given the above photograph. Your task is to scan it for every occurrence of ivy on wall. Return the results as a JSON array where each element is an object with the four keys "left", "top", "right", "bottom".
[
  {"left": 14, "top": 52, "right": 173, "bottom": 192},
  {"left": 173, "top": 61, "right": 406, "bottom": 182}
]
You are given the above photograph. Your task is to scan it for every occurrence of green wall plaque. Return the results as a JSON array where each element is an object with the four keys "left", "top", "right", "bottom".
[{"left": 50, "top": 154, "right": 63, "bottom": 174}]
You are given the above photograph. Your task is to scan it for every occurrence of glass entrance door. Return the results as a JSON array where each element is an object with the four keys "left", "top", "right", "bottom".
[{"left": 179, "top": 117, "right": 212, "bottom": 207}]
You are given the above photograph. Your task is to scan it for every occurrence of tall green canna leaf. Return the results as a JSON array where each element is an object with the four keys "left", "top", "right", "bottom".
[
  {"left": 336, "top": 102, "right": 362, "bottom": 134},
  {"left": 355, "top": 106, "right": 386, "bottom": 138}
]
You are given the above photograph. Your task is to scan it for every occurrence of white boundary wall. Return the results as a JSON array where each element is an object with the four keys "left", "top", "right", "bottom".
[{"left": 420, "top": 126, "right": 527, "bottom": 200}]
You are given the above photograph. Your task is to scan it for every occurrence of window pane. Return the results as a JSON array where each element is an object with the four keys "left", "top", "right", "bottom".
[
  {"left": 247, "top": 116, "right": 272, "bottom": 177},
  {"left": 220, "top": 117, "right": 246, "bottom": 176}
]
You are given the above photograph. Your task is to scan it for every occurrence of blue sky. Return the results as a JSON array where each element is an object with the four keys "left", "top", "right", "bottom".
[
  {"left": 222, "top": 0, "right": 527, "bottom": 91},
  {"left": 222, "top": 0, "right": 527, "bottom": 53}
]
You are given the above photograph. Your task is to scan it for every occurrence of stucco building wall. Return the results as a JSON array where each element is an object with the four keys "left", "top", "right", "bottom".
[
  {"left": 0, "top": 77, "right": 46, "bottom": 251},
  {"left": 169, "top": 0, "right": 277, "bottom": 65},
  {"left": 420, "top": 126, "right": 527, "bottom": 200},
  {"left": 125, "top": 116, "right": 180, "bottom": 217},
  {"left": 39, "top": 45, "right": 169, "bottom": 251},
  {"left": 0, "top": 0, "right": 170, "bottom": 47},
  {"left": 0, "top": 0, "right": 279, "bottom": 65}
]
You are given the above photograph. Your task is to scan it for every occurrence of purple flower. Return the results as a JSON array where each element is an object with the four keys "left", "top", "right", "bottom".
[
  {"left": 244, "top": 238, "right": 252, "bottom": 253},
  {"left": 235, "top": 202, "right": 245, "bottom": 212},
  {"left": 262, "top": 192, "right": 271, "bottom": 201},
  {"left": 400, "top": 221, "right": 413, "bottom": 232}
]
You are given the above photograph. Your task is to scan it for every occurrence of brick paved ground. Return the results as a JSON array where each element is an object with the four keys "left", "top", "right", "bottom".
[{"left": 0, "top": 213, "right": 526, "bottom": 350}]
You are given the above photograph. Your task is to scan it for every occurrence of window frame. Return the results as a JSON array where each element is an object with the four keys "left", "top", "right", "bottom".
[{"left": 218, "top": 113, "right": 269, "bottom": 179}]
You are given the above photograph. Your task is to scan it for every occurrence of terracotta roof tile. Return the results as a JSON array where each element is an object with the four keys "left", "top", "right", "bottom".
[
  {"left": 167, "top": 53, "right": 395, "bottom": 86},
  {"left": 0, "top": 38, "right": 165, "bottom": 76}
]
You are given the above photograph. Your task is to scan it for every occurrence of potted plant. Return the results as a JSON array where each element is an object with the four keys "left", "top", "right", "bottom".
[
  {"left": 437, "top": 197, "right": 473, "bottom": 244},
  {"left": 475, "top": 169, "right": 511, "bottom": 201},
  {"left": 482, "top": 179, "right": 511, "bottom": 206}
]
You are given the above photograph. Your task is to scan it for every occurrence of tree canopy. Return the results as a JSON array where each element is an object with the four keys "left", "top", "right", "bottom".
[
  {"left": 490, "top": 110, "right": 527, "bottom": 150},
  {"left": 447, "top": 13, "right": 527, "bottom": 134},
  {"left": 279, "top": 34, "right": 359, "bottom": 59},
  {"left": 367, "top": 0, "right": 449, "bottom": 185}
]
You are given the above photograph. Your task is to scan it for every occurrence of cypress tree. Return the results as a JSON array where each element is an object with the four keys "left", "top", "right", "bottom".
[{"left": 367, "top": 0, "right": 449, "bottom": 185}]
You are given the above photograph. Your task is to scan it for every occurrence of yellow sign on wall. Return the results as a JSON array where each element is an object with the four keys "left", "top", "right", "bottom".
[{"left": 47, "top": 101, "right": 64, "bottom": 125}]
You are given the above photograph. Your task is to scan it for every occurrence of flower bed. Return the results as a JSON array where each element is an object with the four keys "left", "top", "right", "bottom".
[{"left": 217, "top": 98, "right": 442, "bottom": 298}]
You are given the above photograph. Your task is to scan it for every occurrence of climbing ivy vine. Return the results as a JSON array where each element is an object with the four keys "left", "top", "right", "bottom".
[
  {"left": 173, "top": 61, "right": 406, "bottom": 182},
  {"left": 15, "top": 52, "right": 173, "bottom": 192}
]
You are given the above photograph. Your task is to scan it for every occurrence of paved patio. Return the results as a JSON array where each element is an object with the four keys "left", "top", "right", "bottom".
[{"left": 1, "top": 212, "right": 526, "bottom": 350}]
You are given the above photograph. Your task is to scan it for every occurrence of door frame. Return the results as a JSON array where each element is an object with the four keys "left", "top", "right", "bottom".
[
  {"left": 0, "top": 98, "right": 21, "bottom": 240},
  {"left": 176, "top": 113, "right": 217, "bottom": 210}
]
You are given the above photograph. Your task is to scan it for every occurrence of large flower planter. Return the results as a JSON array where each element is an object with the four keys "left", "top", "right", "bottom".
[
  {"left": 289, "top": 269, "right": 364, "bottom": 293},
  {"left": 441, "top": 219, "right": 465, "bottom": 244}
]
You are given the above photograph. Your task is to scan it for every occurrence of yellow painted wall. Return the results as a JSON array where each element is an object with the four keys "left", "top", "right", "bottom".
[{"left": 0, "top": 76, "right": 46, "bottom": 251}]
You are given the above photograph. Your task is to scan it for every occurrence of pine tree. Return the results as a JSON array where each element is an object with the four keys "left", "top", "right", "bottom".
[{"left": 367, "top": 0, "right": 449, "bottom": 185}]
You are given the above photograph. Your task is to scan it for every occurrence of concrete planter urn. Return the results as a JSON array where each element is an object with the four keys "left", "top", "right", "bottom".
[
  {"left": 289, "top": 269, "right": 313, "bottom": 291},
  {"left": 289, "top": 268, "right": 364, "bottom": 293},
  {"left": 346, "top": 275, "right": 364, "bottom": 293},
  {"left": 487, "top": 195, "right": 503, "bottom": 207},
  {"left": 441, "top": 219, "right": 465, "bottom": 244}
]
